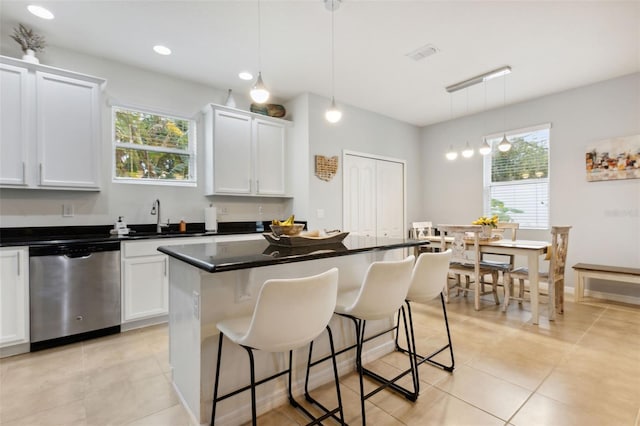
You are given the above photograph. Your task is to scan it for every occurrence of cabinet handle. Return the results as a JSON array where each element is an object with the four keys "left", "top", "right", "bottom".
[
  {"left": 256, "top": 180, "right": 260, "bottom": 193},
  {"left": 17, "top": 251, "right": 21, "bottom": 276},
  {"left": 249, "top": 179, "right": 252, "bottom": 193},
  {"left": 164, "top": 258, "right": 168, "bottom": 276},
  {"left": 22, "top": 162, "right": 26, "bottom": 183},
  {"left": 39, "top": 163, "right": 43, "bottom": 184}
]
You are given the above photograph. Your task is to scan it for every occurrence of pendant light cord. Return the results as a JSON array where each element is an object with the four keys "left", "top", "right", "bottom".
[
  {"left": 503, "top": 73, "right": 506, "bottom": 131},
  {"left": 257, "top": 0, "right": 262, "bottom": 70},
  {"left": 330, "top": 0, "right": 335, "bottom": 98},
  {"left": 483, "top": 80, "right": 487, "bottom": 127}
]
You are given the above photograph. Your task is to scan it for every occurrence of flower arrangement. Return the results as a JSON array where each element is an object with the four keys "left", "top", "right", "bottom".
[
  {"left": 472, "top": 215, "right": 498, "bottom": 228},
  {"left": 11, "top": 23, "right": 46, "bottom": 53}
]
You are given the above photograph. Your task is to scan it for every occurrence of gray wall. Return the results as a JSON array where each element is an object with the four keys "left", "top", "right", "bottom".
[
  {"left": 421, "top": 72, "right": 640, "bottom": 297},
  {"left": 287, "top": 93, "right": 422, "bottom": 232}
]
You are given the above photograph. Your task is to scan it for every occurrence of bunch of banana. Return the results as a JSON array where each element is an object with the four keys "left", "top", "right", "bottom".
[{"left": 272, "top": 215, "right": 295, "bottom": 226}]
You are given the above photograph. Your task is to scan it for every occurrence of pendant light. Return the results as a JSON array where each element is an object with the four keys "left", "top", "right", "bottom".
[
  {"left": 479, "top": 81, "right": 491, "bottom": 155},
  {"left": 446, "top": 146, "right": 458, "bottom": 160},
  {"left": 498, "top": 72, "right": 512, "bottom": 152},
  {"left": 479, "top": 138, "right": 491, "bottom": 155},
  {"left": 325, "top": 0, "right": 342, "bottom": 123},
  {"left": 462, "top": 142, "right": 474, "bottom": 158},
  {"left": 498, "top": 135, "right": 512, "bottom": 152},
  {"left": 250, "top": 0, "right": 270, "bottom": 104}
]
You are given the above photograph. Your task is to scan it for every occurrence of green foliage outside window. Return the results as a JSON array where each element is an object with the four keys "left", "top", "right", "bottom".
[
  {"left": 114, "top": 109, "right": 193, "bottom": 181},
  {"left": 490, "top": 198, "right": 524, "bottom": 223},
  {"left": 491, "top": 136, "right": 549, "bottom": 182}
]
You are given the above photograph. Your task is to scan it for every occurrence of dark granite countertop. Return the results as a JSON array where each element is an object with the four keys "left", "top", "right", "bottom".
[
  {"left": 0, "top": 221, "right": 291, "bottom": 247},
  {"left": 158, "top": 235, "right": 423, "bottom": 273}
]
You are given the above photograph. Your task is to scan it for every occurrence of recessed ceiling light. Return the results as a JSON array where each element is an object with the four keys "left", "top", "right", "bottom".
[
  {"left": 238, "top": 71, "right": 253, "bottom": 81},
  {"left": 27, "top": 5, "right": 54, "bottom": 20},
  {"left": 153, "top": 45, "right": 171, "bottom": 56}
]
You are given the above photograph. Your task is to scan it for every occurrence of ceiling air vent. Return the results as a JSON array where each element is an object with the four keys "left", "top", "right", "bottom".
[{"left": 405, "top": 44, "right": 439, "bottom": 61}]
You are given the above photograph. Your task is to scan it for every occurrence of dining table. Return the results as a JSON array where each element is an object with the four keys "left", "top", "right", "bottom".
[{"left": 419, "top": 236, "right": 550, "bottom": 324}]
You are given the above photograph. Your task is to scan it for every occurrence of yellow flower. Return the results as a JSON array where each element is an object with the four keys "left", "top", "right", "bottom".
[{"left": 472, "top": 215, "right": 498, "bottom": 227}]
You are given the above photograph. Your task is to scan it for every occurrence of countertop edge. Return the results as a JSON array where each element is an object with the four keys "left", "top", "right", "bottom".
[{"left": 159, "top": 239, "right": 423, "bottom": 273}]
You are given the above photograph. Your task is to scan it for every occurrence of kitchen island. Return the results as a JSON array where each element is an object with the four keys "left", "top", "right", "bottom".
[{"left": 159, "top": 235, "right": 423, "bottom": 425}]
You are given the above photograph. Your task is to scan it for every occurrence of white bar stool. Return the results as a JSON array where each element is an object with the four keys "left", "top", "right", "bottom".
[
  {"left": 395, "top": 250, "right": 455, "bottom": 382},
  {"left": 334, "top": 255, "right": 415, "bottom": 425},
  {"left": 211, "top": 268, "right": 345, "bottom": 426}
]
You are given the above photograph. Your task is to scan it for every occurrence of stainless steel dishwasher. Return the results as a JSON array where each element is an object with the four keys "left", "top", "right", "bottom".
[{"left": 29, "top": 240, "right": 121, "bottom": 350}]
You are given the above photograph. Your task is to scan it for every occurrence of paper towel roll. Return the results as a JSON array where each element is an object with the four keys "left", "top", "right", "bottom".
[{"left": 204, "top": 207, "right": 217, "bottom": 232}]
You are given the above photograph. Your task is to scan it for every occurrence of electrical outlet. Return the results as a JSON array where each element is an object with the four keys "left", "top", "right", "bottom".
[
  {"left": 219, "top": 207, "right": 229, "bottom": 215},
  {"left": 317, "top": 209, "right": 325, "bottom": 219},
  {"left": 62, "top": 204, "right": 74, "bottom": 217},
  {"left": 192, "top": 291, "right": 200, "bottom": 320}
]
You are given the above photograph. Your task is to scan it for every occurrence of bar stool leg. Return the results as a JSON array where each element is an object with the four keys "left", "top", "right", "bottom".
[
  {"left": 303, "top": 326, "right": 346, "bottom": 425},
  {"left": 395, "top": 295, "right": 455, "bottom": 373},
  {"left": 345, "top": 310, "right": 420, "bottom": 425},
  {"left": 243, "top": 346, "right": 258, "bottom": 426},
  {"left": 211, "top": 333, "right": 224, "bottom": 426},
  {"left": 356, "top": 319, "right": 367, "bottom": 426}
]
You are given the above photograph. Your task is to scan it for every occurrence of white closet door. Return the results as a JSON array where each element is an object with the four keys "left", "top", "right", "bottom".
[
  {"left": 343, "top": 154, "right": 377, "bottom": 237},
  {"left": 376, "top": 159, "right": 405, "bottom": 238}
]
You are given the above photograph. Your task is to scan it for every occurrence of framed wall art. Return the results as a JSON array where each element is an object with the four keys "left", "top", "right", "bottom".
[
  {"left": 585, "top": 134, "right": 640, "bottom": 182},
  {"left": 315, "top": 155, "right": 338, "bottom": 181}
]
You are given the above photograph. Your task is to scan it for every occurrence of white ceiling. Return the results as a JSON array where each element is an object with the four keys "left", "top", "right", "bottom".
[{"left": 1, "top": 1, "right": 639, "bottom": 126}]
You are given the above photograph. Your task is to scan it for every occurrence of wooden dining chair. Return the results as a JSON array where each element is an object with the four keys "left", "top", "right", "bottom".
[
  {"left": 411, "top": 221, "right": 436, "bottom": 253},
  {"left": 411, "top": 221, "right": 433, "bottom": 239},
  {"left": 503, "top": 226, "right": 571, "bottom": 314},
  {"left": 438, "top": 224, "right": 500, "bottom": 311},
  {"left": 482, "top": 222, "right": 520, "bottom": 287}
]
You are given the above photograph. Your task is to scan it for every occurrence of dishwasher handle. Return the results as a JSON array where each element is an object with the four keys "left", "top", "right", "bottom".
[{"left": 64, "top": 252, "right": 93, "bottom": 259}]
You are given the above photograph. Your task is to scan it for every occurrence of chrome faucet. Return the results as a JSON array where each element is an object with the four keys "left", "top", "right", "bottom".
[{"left": 150, "top": 199, "right": 168, "bottom": 233}]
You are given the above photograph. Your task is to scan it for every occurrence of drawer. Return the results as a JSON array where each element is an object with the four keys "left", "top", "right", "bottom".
[{"left": 123, "top": 236, "right": 214, "bottom": 258}]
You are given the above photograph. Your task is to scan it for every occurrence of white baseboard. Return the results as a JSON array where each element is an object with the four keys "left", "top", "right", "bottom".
[
  {"left": 120, "top": 314, "right": 168, "bottom": 332},
  {"left": 582, "top": 289, "right": 640, "bottom": 305},
  {"left": 0, "top": 342, "right": 29, "bottom": 358}
]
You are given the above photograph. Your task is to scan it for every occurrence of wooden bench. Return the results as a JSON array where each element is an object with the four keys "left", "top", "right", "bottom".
[{"left": 573, "top": 263, "right": 640, "bottom": 302}]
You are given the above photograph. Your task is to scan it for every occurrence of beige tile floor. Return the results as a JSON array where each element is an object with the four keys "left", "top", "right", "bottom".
[{"left": 1, "top": 294, "right": 639, "bottom": 426}]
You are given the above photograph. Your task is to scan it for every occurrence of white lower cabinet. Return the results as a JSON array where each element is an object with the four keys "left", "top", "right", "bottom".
[
  {"left": 122, "top": 255, "right": 168, "bottom": 322},
  {"left": 0, "top": 247, "right": 29, "bottom": 351},
  {"left": 121, "top": 237, "right": 214, "bottom": 325}
]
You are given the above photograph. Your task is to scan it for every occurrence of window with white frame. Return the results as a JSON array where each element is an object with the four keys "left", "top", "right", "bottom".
[
  {"left": 112, "top": 106, "right": 196, "bottom": 185},
  {"left": 483, "top": 124, "right": 550, "bottom": 229}
]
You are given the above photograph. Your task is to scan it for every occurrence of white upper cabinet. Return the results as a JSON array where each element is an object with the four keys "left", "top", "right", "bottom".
[
  {"left": 0, "top": 63, "right": 29, "bottom": 186},
  {"left": 211, "top": 109, "right": 252, "bottom": 194},
  {"left": 254, "top": 118, "right": 286, "bottom": 195},
  {"left": 0, "top": 56, "right": 105, "bottom": 190},
  {"left": 204, "top": 104, "right": 291, "bottom": 197}
]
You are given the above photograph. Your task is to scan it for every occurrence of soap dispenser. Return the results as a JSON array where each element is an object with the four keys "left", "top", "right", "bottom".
[{"left": 113, "top": 216, "right": 129, "bottom": 235}]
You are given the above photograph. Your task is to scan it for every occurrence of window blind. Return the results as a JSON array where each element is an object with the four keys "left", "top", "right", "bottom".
[{"left": 484, "top": 124, "right": 550, "bottom": 229}]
